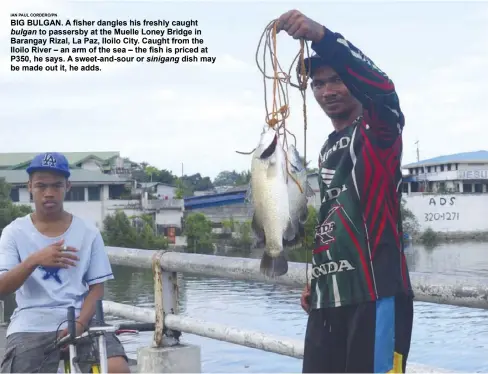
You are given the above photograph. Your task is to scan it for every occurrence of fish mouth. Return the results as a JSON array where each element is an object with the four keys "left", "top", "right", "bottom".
[{"left": 259, "top": 134, "right": 278, "bottom": 159}]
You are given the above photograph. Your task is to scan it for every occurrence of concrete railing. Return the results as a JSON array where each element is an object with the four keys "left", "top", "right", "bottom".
[{"left": 105, "top": 246, "right": 484, "bottom": 373}]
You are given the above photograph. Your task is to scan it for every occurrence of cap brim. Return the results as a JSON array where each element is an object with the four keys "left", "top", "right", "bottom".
[{"left": 26, "top": 166, "right": 70, "bottom": 178}]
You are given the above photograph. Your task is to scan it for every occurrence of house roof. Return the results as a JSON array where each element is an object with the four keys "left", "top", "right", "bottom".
[
  {"left": 138, "top": 182, "right": 176, "bottom": 189},
  {"left": 402, "top": 150, "right": 488, "bottom": 169},
  {"left": 0, "top": 169, "right": 129, "bottom": 185},
  {"left": 0, "top": 152, "right": 120, "bottom": 169}
]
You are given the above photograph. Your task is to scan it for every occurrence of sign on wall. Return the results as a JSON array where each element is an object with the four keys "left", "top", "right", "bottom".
[
  {"left": 457, "top": 170, "right": 488, "bottom": 180},
  {"left": 405, "top": 194, "right": 488, "bottom": 232}
]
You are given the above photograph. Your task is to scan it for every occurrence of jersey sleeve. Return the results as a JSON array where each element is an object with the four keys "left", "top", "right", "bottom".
[
  {"left": 84, "top": 230, "right": 114, "bottom": 286},
  {"left": 311, "top": 27, "right": 405, "bottom": 144},
  {"left": 0, "top": 225, "right": 20, "bottom": 274}
]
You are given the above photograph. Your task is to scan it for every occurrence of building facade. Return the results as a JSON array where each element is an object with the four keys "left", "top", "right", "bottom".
[
  {"left": 0, "top": 151, "right": 141, "bottom": 179},
  {"left": 0, "top": 152, "right": 184, "bottom": 233},
  {"left": 402, "top": 151, "right": 488, "bottom": 233},
  {"left": 135, "top": 182, "right": 177, "bottom": 200}
]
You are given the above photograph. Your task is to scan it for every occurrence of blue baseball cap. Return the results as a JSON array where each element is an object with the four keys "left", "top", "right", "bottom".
[{"left": 26, "top": 152, "right": 71, "bottom": 178}]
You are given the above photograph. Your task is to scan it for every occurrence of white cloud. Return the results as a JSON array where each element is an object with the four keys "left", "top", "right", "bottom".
[{"left": 398, "top": 14, "right": 488, "bottom": 163}]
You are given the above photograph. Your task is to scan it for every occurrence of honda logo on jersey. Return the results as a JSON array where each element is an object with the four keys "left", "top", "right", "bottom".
[{"left": 311, "top": 259, "right": 356, "bottom": 279}]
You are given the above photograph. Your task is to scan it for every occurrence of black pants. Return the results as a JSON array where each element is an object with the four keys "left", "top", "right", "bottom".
[{"left": 302, "top": 293, "right": 414, "bottom": 373}]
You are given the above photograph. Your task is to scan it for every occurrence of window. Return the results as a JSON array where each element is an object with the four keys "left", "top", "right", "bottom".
[
  {"left": 88, "top": 186, "right": 101, "bottom": 201},
  {"left": 10, "top": 188, "right": 19, "bottom": 202},
  {"left": 65, "top": 187, "right": 85, "bottom": 201}
]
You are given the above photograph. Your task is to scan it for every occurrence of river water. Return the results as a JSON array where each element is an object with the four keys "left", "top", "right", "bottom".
[
  {"left": 3, "top": 241, "right": 488, "bottom": 372},
  {"left": 103, "top": 241, "right": 488, "bottom": 373}
]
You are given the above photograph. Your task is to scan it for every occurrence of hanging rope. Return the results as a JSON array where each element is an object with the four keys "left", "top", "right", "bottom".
[{"left": 252, "top": 19, "right": 313, "bottom": 285}]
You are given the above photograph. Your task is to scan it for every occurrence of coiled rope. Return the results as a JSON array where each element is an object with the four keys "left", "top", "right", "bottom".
[{"left": 242, "top": 19, "right": 313, "bottom": 285}]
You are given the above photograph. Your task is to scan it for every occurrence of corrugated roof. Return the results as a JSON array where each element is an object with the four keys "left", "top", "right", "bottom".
[
  {"left": 0, "top": 169, "right": 129, "bottom": 184},
  {"left": 0, "top": 152, "right": 120, "bottom": 168},
  {"left": 403, "top": 150, "right": 488, "bottom": 168}
]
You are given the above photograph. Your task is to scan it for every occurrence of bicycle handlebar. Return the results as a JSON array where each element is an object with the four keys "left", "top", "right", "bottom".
[
  {"left": 117, "top": 322, "right": 155, "bottom": 331},
  {"left": 44, "top": 300, "right": 155, "bottom": 355}
]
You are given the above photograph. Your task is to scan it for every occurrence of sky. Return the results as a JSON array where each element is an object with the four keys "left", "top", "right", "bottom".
[{"left": 1, "top": 0, "right": 488, "bottom": 179}]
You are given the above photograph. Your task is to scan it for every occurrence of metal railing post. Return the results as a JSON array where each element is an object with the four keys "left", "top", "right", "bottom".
[
  {"left": 152, "top": 250, "right": 180, "bottom": 348},
  {"left": 0, "top": 300, "right": 5, "bottom": 326}
]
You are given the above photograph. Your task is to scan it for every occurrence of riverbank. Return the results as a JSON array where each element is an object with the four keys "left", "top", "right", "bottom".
[{"left": 411, "top": 229, "right": 488, "bottom": 246}]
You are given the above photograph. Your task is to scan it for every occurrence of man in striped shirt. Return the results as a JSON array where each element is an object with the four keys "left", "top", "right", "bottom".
[{"left": 277, "top": 9, "right": 414, "bottom": 373}]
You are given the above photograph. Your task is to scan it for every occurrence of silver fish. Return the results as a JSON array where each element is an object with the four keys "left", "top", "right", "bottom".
[
  {"left": 286, "top": 143, "right": 315, "bottom": 242},
  {"left": 247, "top": 127, "right": 313, "bottom": 277}
]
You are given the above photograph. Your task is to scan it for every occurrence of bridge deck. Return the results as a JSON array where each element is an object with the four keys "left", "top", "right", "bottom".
[{"left": 0, "top": 322, "right": 453, "bottom": 373}]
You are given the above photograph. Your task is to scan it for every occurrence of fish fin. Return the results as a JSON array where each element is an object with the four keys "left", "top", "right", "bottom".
[
  {"left": 283, "top": 222, "right": 306, "bottom": 247},
  {"left": 251, "top": 213, "right": 265, "bottom": 242},
  {"left": 260, "top": 251, "right": 288, "bottom": 277},
  {"left": 305, "top": 180, "right": 315, "bottom": 197},
  {"left": 283, "top": 219, "right": 297, "bottom": 242}
]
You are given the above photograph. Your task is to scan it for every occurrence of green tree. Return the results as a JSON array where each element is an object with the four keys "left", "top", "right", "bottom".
[
  {"left": 174, "top": 178, "right": 186, "bottom": 199},
  {"left": 302, "top": 205, "right": 318, "bottom": 250},
  {"left": 0, "top": 178, "right": 33, "bottom": 235},
  {"left": 102, "top": 210, "right": 168, "bottom": 250},
  {"left": 158, "top": 169, "right": 176, "bottom": 185},
  {"left": 400, "top": 198, "right": 420, "bottom": 236},
  {"left": 234, "top": 171, "right": 251, "bottom": 186},
  {"left": 144, "top": 165, "right": 159, "bottom": 182},
  {"left": 285, "top": 206, "right": 317, "bottom": 263},
  {"left": 183, "top": 212, "right": 214, "bottom": 253},
  {"left": 232, "top": 220, "right": 253, "bottom": 249},
  {"left": 221, "top": 218, "right": 235, "bottom": 234}
]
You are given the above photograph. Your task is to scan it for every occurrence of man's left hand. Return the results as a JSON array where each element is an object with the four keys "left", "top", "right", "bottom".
[
  {"left": 57, "top": 320, "right": 86, "bottom": 350},
  {"left": 276, "top": 10, "right": 325, "bottom": 43}
]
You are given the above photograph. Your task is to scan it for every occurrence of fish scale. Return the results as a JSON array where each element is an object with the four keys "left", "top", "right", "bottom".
[{"left": 247, "top": 127, "right": 315, "bottom": 277}]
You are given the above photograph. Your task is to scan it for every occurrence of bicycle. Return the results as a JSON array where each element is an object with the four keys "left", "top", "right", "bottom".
[{"left": 42, "top": 300, "right": 155, "bottom": 373}]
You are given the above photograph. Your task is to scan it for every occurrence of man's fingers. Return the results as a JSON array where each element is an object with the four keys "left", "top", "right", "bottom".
[
  {"left": 276, "top": 10, "right": 296, "bottom": 31},
  {"left": 53, "top": 239, "right": 65, "bottom": 246},
  {"left": 291, "top": 24, "right": 309, "bottom": 39},
  {"left": 284, "top": 12, "right": 303, "bottom": 34},
  {"left": 57, "top": 328, "right": 68, "bottom": 339},
  {"left": 60, "top": 259, "right": 77, "bottom": 267},
  {"left": 62, "top": 246, "right": 78, "bottom": 252},
  {"left": 60, "top": 252, "right": 79, "bottom": 261},
  {"left": 55, "top": 258, "right": 76, "bottom": 267}
]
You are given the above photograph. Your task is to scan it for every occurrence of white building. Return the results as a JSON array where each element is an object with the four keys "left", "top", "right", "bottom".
[
  {"left": 402, "top": 151, "right": 488, "bottom": 233},
  {"left": 305, "top": 152, "right": 488, "bottom": 235},
  {"left": 402, "top": 150, "right": 488, "bottom": 194},
  {"left": 0, "top": 152, "right": 184, "bottom": 234},
  {"left": 0, "top": 151, "right": 141, "bottom": 178},
  {"left": 306, "top": 172, "right": 321, "bottom": 209},
  {"left": 135, "top": 182, "right": 177, "bottom": 200}
]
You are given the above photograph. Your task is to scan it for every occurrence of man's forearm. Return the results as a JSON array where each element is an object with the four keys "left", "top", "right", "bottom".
[
  {"left": 311, "top": 26, "right": 396, "bottom": 106},
  {"left": 0, "top": 256, "right": 37, "bottom": 295},
  {"left": 77, "top": 283, "right": 104, "bottom": 328}
]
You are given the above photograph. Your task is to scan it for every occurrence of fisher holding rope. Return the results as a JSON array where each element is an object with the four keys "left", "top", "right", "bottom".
[{"left": 273, "top": 9, "right": 414, "bottom": 374}]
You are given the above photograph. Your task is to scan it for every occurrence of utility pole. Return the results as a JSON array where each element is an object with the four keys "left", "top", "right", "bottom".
[{"left": 415, "top": 140, "right": 420, "bottom": 162}]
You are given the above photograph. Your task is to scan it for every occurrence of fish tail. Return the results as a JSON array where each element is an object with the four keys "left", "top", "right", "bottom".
[{"left": 260, "top": 251, "right": 288, "bottom": 277}]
